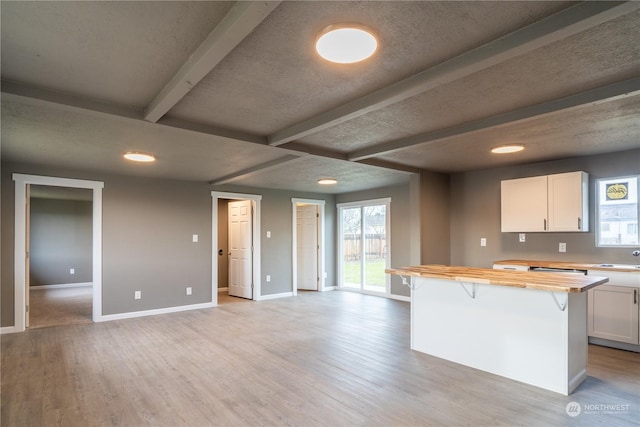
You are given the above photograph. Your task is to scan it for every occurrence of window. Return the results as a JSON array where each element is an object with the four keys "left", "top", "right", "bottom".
[
  {"left": 596, "top": 175, "right": 639, "bottom": 247},
  {"left": 338, "top": 198, "right": 390, "bottom": 295}
]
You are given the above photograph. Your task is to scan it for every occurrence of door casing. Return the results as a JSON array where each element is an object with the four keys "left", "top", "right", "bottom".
[
  {"left": 12, "top": 174, "right": 104, "bottom": 333},
  {"left": 212, "top": 192, "right": 262, "bottom": 303}
]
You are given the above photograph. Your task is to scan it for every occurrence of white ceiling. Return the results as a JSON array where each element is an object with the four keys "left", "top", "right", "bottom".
[{"left": 2, "top": 1, "right": 639, "bottom": 194}]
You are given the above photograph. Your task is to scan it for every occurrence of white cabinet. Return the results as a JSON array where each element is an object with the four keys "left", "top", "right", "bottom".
[
  {"left": 588, "top": 285, "right": 638, "bottom": 344},
  {"left": 548, "top": 172, "right": 589, "bottom": 232},
  {"left": 501, "top": 176, "right": 548, "bottom": 232},
  {"left": 501, "top": 171, "right": 588, "bottom": 232},
  {"left": 587, "top": 270, "right": 640, "bottom": 345}
]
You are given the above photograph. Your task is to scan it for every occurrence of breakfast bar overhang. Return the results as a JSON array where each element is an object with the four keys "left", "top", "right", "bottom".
[{"left": 387, "top": 265, "right": 608, "bottom": 395}]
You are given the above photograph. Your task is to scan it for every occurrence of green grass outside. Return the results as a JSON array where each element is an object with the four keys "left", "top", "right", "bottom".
[{"left": 343, "top": 259, "right": 386, "bottom": 288}]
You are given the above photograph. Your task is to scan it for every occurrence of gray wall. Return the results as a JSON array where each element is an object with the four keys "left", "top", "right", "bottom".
[
  {"left": 450, "top": 149, "right": 640, "bottom": 267},
  {"left": 2, "top": 162, "right": 339, "bottom": 326},
  {"left": 420, "top": 170, "right": 451, "bottom": 265},
  {"left": 101, "top": 174, "right": 212, "bottom": 315},
  {"left": 30, "top": 197, "right": 92, "bottom": 286},
  {"left": 336, "top": 183, "right": 412, "bottom": 297},
  {"left": 2, "top": 162, "right": 213, "bottom": 324}
]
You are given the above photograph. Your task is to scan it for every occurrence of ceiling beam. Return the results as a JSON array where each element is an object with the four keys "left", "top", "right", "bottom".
[
  {"left": 267, "top": 1, "right": 639, "bottom": 147},
  {"left": 1, "top": 79, "right": 144, "bottom": 121},
  {"left": 209, "top": 154, "right": 305, "bottom": 185},
  {"left": 144, "top": 1, "right": 281, "bottom": 123},
  {"left": 1, "top": 79, "right": 269, "bottom": 146},
  {"left": 348, "top": 77, "right": 640, "bottom": 161},
  {"left": 355, "top": 158, "right": 420, "bottom": 174},
  {"left": 274, "top": 142, "right": 348, "bottom": 161},
  {"left": 158, "top": 116, "right": 267, "bottom": 146}
]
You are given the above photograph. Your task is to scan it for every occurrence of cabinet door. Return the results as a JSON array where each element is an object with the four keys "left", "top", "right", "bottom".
[
  {"left": 501, "top": 176, "right": 548, "bottom": 232},
  {"left": 588, "top": 285, "right": 639, "bottom": 344},
  {"left": 548, "top": 171, "right": 588, "bottom": 232}
]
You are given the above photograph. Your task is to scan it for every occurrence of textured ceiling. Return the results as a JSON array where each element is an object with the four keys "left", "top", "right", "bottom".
[{"left": 2, "top": 1, "right": 639, "bottom": 194}]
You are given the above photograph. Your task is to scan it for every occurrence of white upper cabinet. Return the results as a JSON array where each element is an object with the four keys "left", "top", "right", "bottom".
[
  {"left": 548, "top": 172, "right": 589, "bottom": 232},
  {"left": 501, "top": 171, "right": 588, "bottom": 232},
  {"left": 501, "top": 175, "right": 548, "bottom": 232}
]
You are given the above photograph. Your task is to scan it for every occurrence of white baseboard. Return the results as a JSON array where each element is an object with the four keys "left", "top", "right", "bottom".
[
  {"left": 217, "top": 287, "right": 229, "bottom": 293},
  {"left": 388, "top": 294, "right": 410, "bottom": 302},
  {"left": 0, "top": 326, "right": 20, "bottom": 335},
  {"left": 30, "top": 282, "right": 93, "bottom": 290},
  {"left": 258, "top": 291, "right": 293, "bottom": 301},
  {"left": 97, "top": 301, "right": 217, "bottom": 322},
  {"left": 320, "top": 286, "right": 336, "bottom": 292}
]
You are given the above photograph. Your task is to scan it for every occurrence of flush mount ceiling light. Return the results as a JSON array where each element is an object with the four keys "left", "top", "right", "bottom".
[
  {"left": 491, "top": 144, "right": 525, "bottom": 154},
  {"left": 123, "top": 151, "right": 156, "bottom": 162},
  {"left": 317, "top": 178, "right": 338, "bottom": 185},
  {"left": 315, "top": 24, "right": 378, "bottom": 64}
]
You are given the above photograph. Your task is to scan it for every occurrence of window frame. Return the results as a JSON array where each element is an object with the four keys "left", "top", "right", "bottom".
[{"left": 595, "top": 174, "right": 640, "bottom": 248}]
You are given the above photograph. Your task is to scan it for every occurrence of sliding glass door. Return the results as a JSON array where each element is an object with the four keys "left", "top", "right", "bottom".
[{"left": 338, "top": 199, "right": 390, "bottom": 295}]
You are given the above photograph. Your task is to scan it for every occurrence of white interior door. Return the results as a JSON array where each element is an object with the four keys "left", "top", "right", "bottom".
[
  {"left": 228, "top": 200, "right": 253, "bottom": 299},
  {"left": 297, "top": 204, "right": 318, "bottom": 290}
]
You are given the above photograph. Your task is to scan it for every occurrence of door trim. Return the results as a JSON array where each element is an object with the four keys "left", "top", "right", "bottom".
[
  {"left": 292, "top": 198, "right": 326, "bottom": 295},
  {"left": 212, "top": 192, "right": 262, "bottom": 302},
  {"left": 12, "top": 174, "right": 104, "bottom": 333}
]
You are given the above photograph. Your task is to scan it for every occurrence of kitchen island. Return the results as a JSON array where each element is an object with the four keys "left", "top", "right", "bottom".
[{"left": 386, "top": 265, "right": 608, "bottom": 395}]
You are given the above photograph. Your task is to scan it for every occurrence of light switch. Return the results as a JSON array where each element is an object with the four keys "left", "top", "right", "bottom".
[
  {"left": 480, "top": 238, "right": 487, "bottom": 247},
  {"left": 70, "top": 268, "right": 75, "bottom": 275},
  {"left": 267, "top": 231, "right": 271, "bottom": 238},
  {"left": 519, "top": 233, "right": 526, "bottom": 243},
  {"left": 192, "top": 234, "right": 198, "bottom": 243}
]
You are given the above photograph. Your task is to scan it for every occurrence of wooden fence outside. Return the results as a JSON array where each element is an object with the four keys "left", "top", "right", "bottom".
[{"left": 343, "top": 234, "right": 387, "bottom": 261}]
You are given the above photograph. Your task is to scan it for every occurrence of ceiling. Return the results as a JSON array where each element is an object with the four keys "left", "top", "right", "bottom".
[{"left": 2, "top": 1, "right": 639, "bottom": 194}]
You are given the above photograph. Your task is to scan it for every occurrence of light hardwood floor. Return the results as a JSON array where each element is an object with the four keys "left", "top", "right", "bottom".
[
  {"left": 28, "top": 286, "right": 93, "bottom": 329},
  {"left": 2, "top": 291, "right": 639, "bottom": 426}
]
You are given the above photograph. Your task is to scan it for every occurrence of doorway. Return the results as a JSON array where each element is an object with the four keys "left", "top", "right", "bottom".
[
  {"left": 292, "top": 198, "right": 325, "bottom": 295},
  {"left": 13, "top": 174, "right": 104, "bottom": 333},
  {"left": 28, "top": 185, "right": 94, "bottom": 328},
  {"left": 212, "top": 192, "right": 262, "bottom": 304}
]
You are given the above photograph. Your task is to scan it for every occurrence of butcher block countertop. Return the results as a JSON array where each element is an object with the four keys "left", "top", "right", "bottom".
[
  {"left": 494, "top": 259, "right": 640, "bottom": 273},
  {"left": 386, "top": 265, "right": 608, "bottom": 293}
]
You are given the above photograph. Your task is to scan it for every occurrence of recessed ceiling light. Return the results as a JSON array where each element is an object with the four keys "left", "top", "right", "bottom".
[
  {"left": 123, "top": 151, "right": 156, "bottom": 162},
  {"left": 491, "top": 144, "right": 525, "bottom": 154},
  {"left": 315, "top": 24, "right": 377, "bottom": 64},
  {"left": 318, "top": 178, "right": 338, "bottom": 185}
]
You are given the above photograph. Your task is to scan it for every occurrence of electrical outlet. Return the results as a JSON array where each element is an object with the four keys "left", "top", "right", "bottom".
[
  {"left": 70, "top": 268, "right": 75, "bottom": 275},
  {"left": 186, "top": 287, "right": 192, "bottom": 296},
  {"left": 519, "top": 233, "right": 526, "bottom": 243},
  {"left": 134, "top": 290, "right": 141, "bottom": 300},
  {"left": 266, "top": 275, "right": 271, "bottom": 282},
  {"left": 559, "top": 242, "right": 567, "bottom": 253},
  {"left": 267, "top": 231, "right": 271, "bottom": 238},
  {"left": 192, "top": 234, "right": 198, "bottom": 243},
  {"left": 480, "top": 238, "right": 487, "bottom": 247}
]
